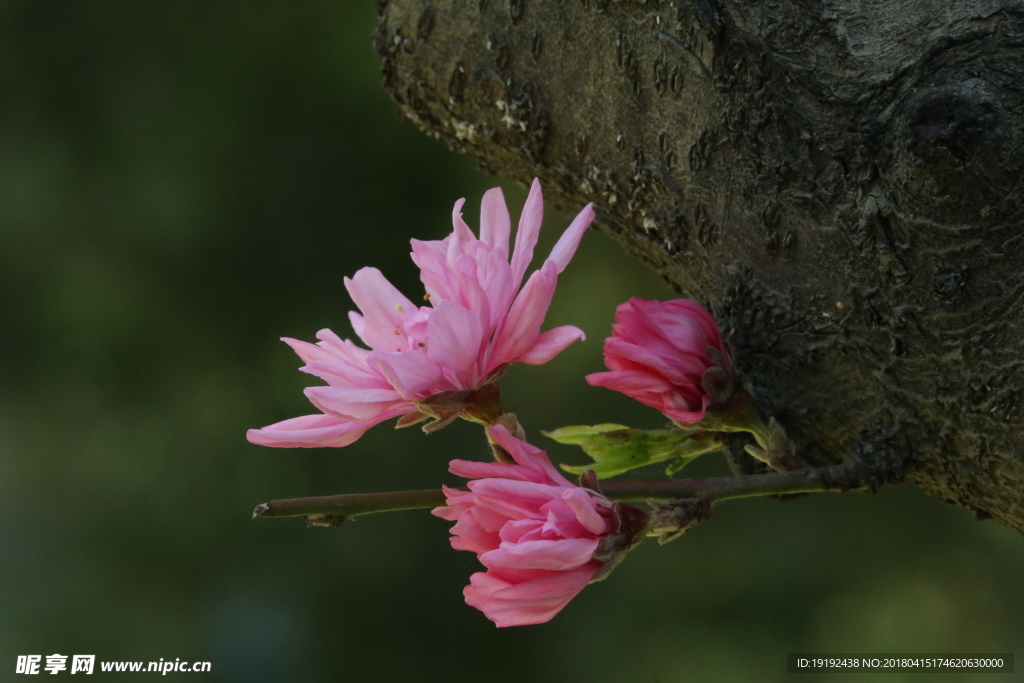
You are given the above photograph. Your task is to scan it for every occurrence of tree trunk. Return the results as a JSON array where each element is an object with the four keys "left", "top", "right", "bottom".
[{"left": 372, "top": 0, "right": 1024, "bottom": 533}]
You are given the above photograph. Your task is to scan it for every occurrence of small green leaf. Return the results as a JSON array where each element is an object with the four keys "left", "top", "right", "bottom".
[
  {"left": 544, "top": 424, "right": 631, "bottom": 444},
  {"left": 544, "top": 424, "right": 723, "bottom": 479}
]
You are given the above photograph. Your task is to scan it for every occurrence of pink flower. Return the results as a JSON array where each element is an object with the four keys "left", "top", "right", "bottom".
[
  {"left": 585, "top": 298, "right": 732, "bottom": 424},
  {"left": 433, "top": 425, "right": 622, "bottom": 627},
  {"left": 248, "top": 180, "right": 595, "bottom": 448}
]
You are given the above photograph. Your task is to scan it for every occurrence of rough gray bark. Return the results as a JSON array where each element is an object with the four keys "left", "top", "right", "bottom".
[{"left": 372, "top": 0, "right": 1024, "bottom": 533}]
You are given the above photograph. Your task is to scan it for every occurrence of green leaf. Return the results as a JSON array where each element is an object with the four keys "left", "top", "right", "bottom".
[{"left": 544, "top": 424, "right": 724, "bottom": 479}]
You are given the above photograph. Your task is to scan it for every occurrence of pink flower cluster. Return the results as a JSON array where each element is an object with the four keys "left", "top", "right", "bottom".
[
  {"left": 433, "top": 425, "right": 617, "bottom": 627},
  {"left": 586, "top": 297, "right": 730, "bottom": 424},
  {"left": 247, "top": 180, "right": 595, "bottom": 448},
  {"left": 247, "top": 182, "right": 737, "bottom": 627}
]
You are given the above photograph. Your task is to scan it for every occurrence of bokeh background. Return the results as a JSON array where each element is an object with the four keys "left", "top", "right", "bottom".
[{"left": 1, "top": 2, "right": 1021, "bottom": 681}]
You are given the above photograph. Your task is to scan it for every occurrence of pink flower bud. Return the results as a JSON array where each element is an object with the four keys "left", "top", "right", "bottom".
[
  {"left": 585, "top": 298, "right": 733, "bottom": 424},
  {"left": 247, "top": 180, "right": 595, "bottom": 448},
  {"left": 433, "top": 425, "right": 643, "bottom": 627}
]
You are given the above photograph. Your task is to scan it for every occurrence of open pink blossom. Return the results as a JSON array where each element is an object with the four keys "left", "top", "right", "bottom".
[
  {"left": 433, "top": 425, "right": 618, "bottom": 627},
  {"left": 247, "top": 180, "right": 595, "bottom": 448},
  {"left": 585, "top": 298, "right": 732, "bottom": 424}
]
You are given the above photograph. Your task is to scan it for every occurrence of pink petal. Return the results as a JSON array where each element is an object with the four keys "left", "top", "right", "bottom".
[
  {"left": 450, "top": 252, "right": 491, "bottom": 324},
  {"left": 431, "top": 505, "right": 465, "bottom": 522},
  {"left": 246, "top": 412, "right": 390, "bottom": 448},
  {"left": 479, "top": 187, "right": 511, "bottom": 255},
  {"left": 488, "top": 261, "right": 557, "bottom": 366},
  {"left": 448, "top": 458, "right": 550, "bottom": 484},
  {"left": 546, "top": 202, "right": 595, "bottom": 273},
  {"left": 281, "top": 337, "right": 339, "bottom": 364},
  {"left": 614, "top": 303, "right": 696, "bottom": 363},
  {"left": 301, "top": 359, "right": 391, "bottom": 390},
  {"left": 451, "top": 197, "right": 475, "bottom": 244},
  {"left": 448, "top": 509, "right": 504, "bottom": 554},
  {"left": 426, "top": 300, "right": 485, "bottom": 388},
  {"left": 468, "top": 504, "right": 516, "bottom": 534},
  {"left": 465, "top": 566, "right": 599, "bottom": 627},
  {"left": 439, "top": 484, "right": 475, "bottom": 508},
  {"left": 343, "top": 268, "right": 416, "bottom": 352},
  {"left": 410, "top": 241, "right": 458, "bottom": 302},
  {"left": 486, "top": 424, "right": 574, "bottom": 487},
  {"left": 463, "top": 571, "right": 513, "bottom": 612},
  {"left": 623, "top": 298, "right": 718, "bottom": 362},
  {"left": 603, "top": 336, "right": 707, "bottom": 386},
  {"left": 347, "top": 311, "right": 368, "bottom": 346},
  {"left": 479, "top": 249, "right": 515, "bottom": 330},
  {"left": 315, "top": 328, "right": 368, "bottom": 360},
  {"left": 585, "top": 368, "right": 677, "bottom": 394},
  {"left": 304, "top": 385, "right": 404, "bottom": 421},
  {"left": 662, "top": 395, "right": 711, "bottom": 424},
  {"left": 447, "top": 200, "right": 476, "bottom": 267},
  {"left": 561, "top": 488, "right": 609, "bottom": 536},
  {"left": 639, "top": 298, "right": 724, "bottom": 353},
  {"left": 498, "top": 518, "right": 545, "bottom": 544},
  {"left": 600, "top": 348, "right": 661, "bottom": 376},
  {"left": 469, "top": 479, "right": 564, "bottom": 520},
  {"left": 371, "top": 350, "right": 447, "bottom": 401},
  {"left": 509, "top": 178, "right": 543, "bottom": 288},
  {"left": 516, "top": 325, "right": 586, "bottom": 365},
  {"left": 481, "top": 537, "right": 600, "bottom": 571}
]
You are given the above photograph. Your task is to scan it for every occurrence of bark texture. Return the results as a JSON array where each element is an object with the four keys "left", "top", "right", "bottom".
[{"left": 373, "top": 0, "right": 1024, "bottom": 533}]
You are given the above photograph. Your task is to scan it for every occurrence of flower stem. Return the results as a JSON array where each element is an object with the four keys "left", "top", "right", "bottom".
[
  {"left": 692, "top": 394, "right": 802, "bottom": 471},
  {"left": 601, "top": 458, "right": 869, "bottom": 502},
  {"left": 253, "top": 458, "right": 874, "bottom": 522},
  {"left": 253, "top": 489, "right": 447, "bottom": 523}
]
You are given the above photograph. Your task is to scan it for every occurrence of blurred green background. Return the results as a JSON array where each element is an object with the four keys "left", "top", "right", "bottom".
[{"left": 1, "top": 2, "right": 1021, "bottom": 681}]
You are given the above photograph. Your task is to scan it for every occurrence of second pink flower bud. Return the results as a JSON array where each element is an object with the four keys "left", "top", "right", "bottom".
[{"left": 585, "top": 297, "right": 735, "bottom": 424}]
